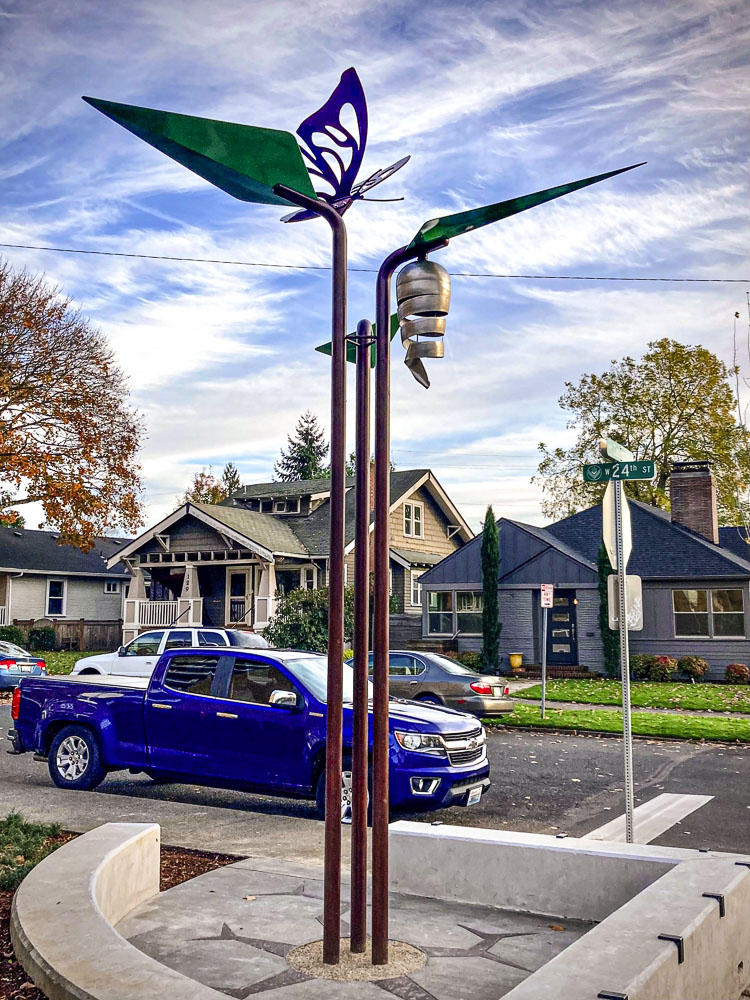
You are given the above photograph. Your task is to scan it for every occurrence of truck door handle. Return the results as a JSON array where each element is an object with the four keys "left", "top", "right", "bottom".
[
  {"left": 216, "top": 711, "right": 238, "bottom": 719},
  {"left": 152, "top": 703, "right": 172, "bottom": 710}
]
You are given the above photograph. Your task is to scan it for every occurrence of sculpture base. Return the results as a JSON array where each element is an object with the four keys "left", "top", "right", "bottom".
[{"left": 286, "top": 937, "right": 425, "bottom": 981}]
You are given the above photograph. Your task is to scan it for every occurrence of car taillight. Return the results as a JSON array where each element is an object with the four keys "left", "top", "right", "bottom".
[
  {"left": 11, "top": 687, "right": 21, "bottom": 720},
  {"left": 503, "top": 685, "right": 509, "bottom": 696},
  {"left": 0, "top": 659, "right": 15, "bottom": 669},
  {"left": 470, "top": 681, "right": 492, "bottom": 695},
  {"left": 36, "top": 660, "right": 46, "bottom": 672}
]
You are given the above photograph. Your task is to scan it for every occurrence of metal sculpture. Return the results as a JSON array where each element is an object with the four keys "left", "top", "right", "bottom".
[
  {"left": 396, "top": 260, "right": 451, "bottom": 389},
  {"left": 281, "top": 67, "right": 410, "bottom": 222}
]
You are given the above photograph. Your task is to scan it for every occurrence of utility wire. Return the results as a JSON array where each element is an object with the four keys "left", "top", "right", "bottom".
[{"left": 0, "top": 242, "right": 747, "bottom": 284}]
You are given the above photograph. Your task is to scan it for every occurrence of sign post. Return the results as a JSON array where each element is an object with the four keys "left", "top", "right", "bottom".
[
  {"left": 597, "top": 439, "right": 637, "bottom": 844},
  {"left": 540, "top": 584, "right": 554, "bottom": 720}
]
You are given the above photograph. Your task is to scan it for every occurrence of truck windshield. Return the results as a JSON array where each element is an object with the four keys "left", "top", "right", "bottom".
[{"left": 284, "top": 657, "right": 371, "bottom": 704}]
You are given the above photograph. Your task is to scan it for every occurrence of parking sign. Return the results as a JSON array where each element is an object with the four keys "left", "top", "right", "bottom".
[{"left": 541, "top": 584, "right": 554, "bottom": 608}]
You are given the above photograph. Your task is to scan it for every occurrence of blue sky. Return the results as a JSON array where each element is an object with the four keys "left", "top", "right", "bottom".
[{"left": 1, "top": 0, "right": 748, "bottom": 532}]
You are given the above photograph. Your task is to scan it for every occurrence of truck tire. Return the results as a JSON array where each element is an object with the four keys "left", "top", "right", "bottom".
[
  {"left": 315, "top": 756, "right": 372, "bottom": 824},
  {"left": 48, "top": 725, "right": 106, "bottom": 791}
]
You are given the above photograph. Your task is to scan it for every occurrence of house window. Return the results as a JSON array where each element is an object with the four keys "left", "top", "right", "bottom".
[
  {"left": 456, "top": 591, "right": 483, "bottom": 634},
  {"left": 410, "top": 570, "right": 423, "bottom": 607},
  {"left": 673, "top": 588, "right": 745, "bottom": 638},
  {"left": 261, "top": 499, "right": 273, "bottom": 512},
  {"left": 274, "top": 500, "right": 286, "bottom": 512},
  {"left": 46, "top": 579, "right": 66, "bottom": 617},
  {"left": 389, "top": 568, "right": 393, "bottom": 596},
  {"left": 428, "top": 592, "right": 452, "bottom": 634},
  {"left": 301, "top": 566, "right": 316, "bottom": 590},
  {"left": 104, "top": 580, "right": 120, "bottom": 594},
  {"left": 403, "top": 501, "right": 423, "bottom": 538}
]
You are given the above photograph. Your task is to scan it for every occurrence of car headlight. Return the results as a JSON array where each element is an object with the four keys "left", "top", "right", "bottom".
[{"left": 394, "top": 731, "right": 446, "bottom": 755}]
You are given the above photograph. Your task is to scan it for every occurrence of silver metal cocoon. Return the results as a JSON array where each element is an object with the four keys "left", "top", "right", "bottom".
[{"left": 396, "top": 260, "right": 451, "bottom": 388}]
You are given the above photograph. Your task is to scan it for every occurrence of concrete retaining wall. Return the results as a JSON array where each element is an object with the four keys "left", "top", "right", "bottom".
[
  {"left": 390, "top": 822, "right": 750, "bottom": 1000},
  {"left": 11, "top": 822, "right": 227, "bottom": 1000}
]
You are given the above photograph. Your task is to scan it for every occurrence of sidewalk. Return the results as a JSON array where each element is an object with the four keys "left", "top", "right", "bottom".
[{"left": 510, "top": 697, "right": 748, "bottom": 719}]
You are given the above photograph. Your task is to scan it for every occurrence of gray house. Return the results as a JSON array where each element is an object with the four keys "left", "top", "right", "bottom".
[
  {"left": 0, "top": 526, "right": 131, "bottom": 649},
  {"left": 419, "top": 462, "right": 750, "bottom": 680},
  {"left": 110, "top": 469, "right": 472, "bottom": 645}
]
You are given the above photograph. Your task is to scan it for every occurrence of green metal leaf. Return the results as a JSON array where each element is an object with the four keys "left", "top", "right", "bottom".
[
  {"left": 82, "top": 97, "right": 316, "bottom": 206},
  {"left": 315, "top": 314, "right": 399, "bottom": 367},
  {"left": 408, "top": 163, "right": 646, "bottom": 248}
]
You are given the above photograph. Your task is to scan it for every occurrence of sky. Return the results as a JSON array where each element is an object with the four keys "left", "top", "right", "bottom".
[{"left": 1, "top": 0, "right": 748, "bottom": 535}]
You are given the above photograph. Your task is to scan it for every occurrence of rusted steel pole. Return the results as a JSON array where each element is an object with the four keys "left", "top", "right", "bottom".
[
  {"left": 372, "top": 239, "right": 448, "bottom": 966},
  {"left": 274, "top": 184, "right": 347, "bottom": 965},
  {"left": 351, "top": 318, "right": 372, "bottom": 953}
]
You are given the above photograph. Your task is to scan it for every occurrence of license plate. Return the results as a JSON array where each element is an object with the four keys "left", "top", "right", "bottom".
[
  {"left": 466, "top": 785, "right": 483, "bottom": 806},
  {"left": 19, "top": 666, "right": 32, "bottom": 672},
  {"left": 492, "top": 686, "right": 502, "bottom": 697}
]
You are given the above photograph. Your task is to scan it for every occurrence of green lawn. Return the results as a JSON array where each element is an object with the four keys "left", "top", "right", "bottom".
[
  {"left": 0, "top": 813, "right": 64, "bottom": 890},
  {"left": 42, "top": 651, "right": 107, "bottom": 676},
  {"left": 512, "top": 678, "right": 750, "bottom": 714},
  {"left": 492, "top": 703, "right": 749, "bottom": 742}
]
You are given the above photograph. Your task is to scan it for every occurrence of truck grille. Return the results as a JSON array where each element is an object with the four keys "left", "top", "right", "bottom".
[{"left": 443, "top": 727, "right": 486, "bottom": 767}]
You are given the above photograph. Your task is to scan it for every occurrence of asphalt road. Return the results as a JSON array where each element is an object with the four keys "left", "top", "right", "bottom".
[{"left": 1, "top": 705, "right": 747, "bottom": 858}]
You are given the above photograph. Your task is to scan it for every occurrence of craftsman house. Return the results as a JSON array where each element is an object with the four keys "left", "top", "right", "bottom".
[
  {"left": 419, "top": 462, "right": 750, "bottom": 680},
  {"left": 109, "top": 469, "right": 472, "bottom": 645},
  {"left": 0, "top": 525, "right": 131, "bottom": 649}
]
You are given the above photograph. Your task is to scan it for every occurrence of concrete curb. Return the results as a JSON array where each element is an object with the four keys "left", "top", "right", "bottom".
[
  {"left": 10, "top": 822, "right": 227, "bottom": 1000},
  {"left": 490, "top": 720, "right": 749, "bottom": 743}
]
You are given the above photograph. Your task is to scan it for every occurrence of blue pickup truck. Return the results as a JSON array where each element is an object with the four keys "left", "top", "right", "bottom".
[{"left": 8, "top": 647, "right": 490, "bottom": 817}]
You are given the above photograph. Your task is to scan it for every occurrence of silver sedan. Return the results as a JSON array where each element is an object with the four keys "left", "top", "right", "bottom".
[{"left": 347, "top": 650, "right": 513, "bottom": 717}]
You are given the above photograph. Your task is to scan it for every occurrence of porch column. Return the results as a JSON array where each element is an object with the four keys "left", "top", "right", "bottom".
[
  {"left": 122, "top": 565, "right": 147, "bottom": 644},
  {"left": 255, "top": 562, "right": 276, "bottom": 628},
  {"left": 178, "top": 564, "right": 202, "bottom": 626}
]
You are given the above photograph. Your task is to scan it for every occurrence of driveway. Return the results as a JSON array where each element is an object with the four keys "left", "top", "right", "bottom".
[{"left": 1, "top": 706, "right": 747, "bottom": 857}]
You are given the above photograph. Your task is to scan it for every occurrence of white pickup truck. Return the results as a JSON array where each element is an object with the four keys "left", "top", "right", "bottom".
[{"left": 71, "top": 627, "right": 268, "bottom": 677}]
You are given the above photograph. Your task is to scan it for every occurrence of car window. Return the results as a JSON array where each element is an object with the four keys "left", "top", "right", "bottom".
[
  {"left": 388, "top": 653, "right": 418, "bottom": 676},
  {"left": 228, "top": 660, "right": 299, "bottom": 706},
  {"left": 0, "top": 641, "right": 28, "bottom": 657},
  {"left": 163, "top": 655, "right": 220, "bottom": 696},
  {"left": 198, "top": 630, "right": 228, "bottom": 647},
  {"left": 164, "top": 630, "right": 193, "bottom": 650},
  {"left": 124, "top": 631, "right": 164, "bottom": 656},
  {"left": 226, "top": 631, "right": 270, "bottom": 648},
  {"left": 426, "top": 653, "right": 476, "bottom": 675}
]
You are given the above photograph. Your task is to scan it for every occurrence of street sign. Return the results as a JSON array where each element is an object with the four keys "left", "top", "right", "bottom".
[
  {"left": 541, "top": 584, "right": 554, "bottom": 608},
  {"left": 607, "top": 575, "right": 643, "bottom": 631},
  {"left": 584, "top": 460, "right": 655, "bottom": 483},
  {"left": 602, "top": 481, "right": 631, "bottom": 571},
  {"left": 600, "top": 437, "right": 635, "bottom": 463}
]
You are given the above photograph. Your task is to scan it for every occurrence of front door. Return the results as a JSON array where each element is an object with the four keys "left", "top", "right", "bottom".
[
  {"left": 226, "top": 568, "right": 254, "bottom": 627},
  {"left": 546, "top": 590, "right": 578, "bottom": 665}
]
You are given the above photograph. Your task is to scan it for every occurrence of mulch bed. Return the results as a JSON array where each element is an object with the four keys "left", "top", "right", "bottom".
[{"left": 0, "top": 836, "right": 240, "bottom": 999}]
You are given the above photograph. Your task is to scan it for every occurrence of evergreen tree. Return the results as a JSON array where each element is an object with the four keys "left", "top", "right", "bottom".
[
  {"left": 221, "top": 462, "right": 242, "bottom": 497},
  {"left": 274, "top": 412, "right": 329, "bottom": 482},
  {"left": 480, "top": 505, "right": 501, "bottom": 671},
  {"left": 598, "top": 541, "right": 620, "bottom": 678}
]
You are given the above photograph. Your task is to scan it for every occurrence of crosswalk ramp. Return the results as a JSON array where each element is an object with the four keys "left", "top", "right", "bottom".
[{"left": 585, "top": 792, "right": 714, "bottom": 844}]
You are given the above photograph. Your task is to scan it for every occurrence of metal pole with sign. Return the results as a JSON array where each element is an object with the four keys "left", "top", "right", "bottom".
[{"left": 540, "top": 585, "right": 554, "bottom": 720}]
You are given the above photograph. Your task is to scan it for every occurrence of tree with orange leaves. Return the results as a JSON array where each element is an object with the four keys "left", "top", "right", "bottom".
[{"left": 0, "top": 259, "right": 143, "bottom": 550}]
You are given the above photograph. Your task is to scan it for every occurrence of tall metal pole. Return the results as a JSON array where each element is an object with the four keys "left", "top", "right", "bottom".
[
  {"left": 372, "top": 238, "right": 448, "bottom": 966},
  {"left": 274, "top": 185, "right": 347, "bottom": 962},
  {"left": 614, "top": 479, "right": 635, "bottom": 843},
  {"left": 541, "top": 606, "right": 548, "bottom": 721},
  {"left": 351, "top": 319, "right": 372, "bottom": 953}
]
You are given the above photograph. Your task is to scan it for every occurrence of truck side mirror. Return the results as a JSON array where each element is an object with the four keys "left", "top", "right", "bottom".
[{"left": 269, "top": 689, "right": 298, "bottom": 709}]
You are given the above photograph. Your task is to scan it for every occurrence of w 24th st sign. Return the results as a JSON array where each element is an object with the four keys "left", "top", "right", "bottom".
[{"left": 583, "top": 460, "right": 655, "bottom": 483}]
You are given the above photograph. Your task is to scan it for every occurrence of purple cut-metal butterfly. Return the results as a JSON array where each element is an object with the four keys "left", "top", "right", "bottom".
[{"left": 281, "top": 67, "right": 410, "bottom": 223}]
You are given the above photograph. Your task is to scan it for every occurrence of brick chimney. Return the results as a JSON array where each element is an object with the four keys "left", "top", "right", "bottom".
[{"left": 669, "top": 461, "right": 719, "bottom": 543}]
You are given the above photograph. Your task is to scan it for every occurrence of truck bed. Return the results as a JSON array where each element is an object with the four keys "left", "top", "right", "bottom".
[{"left": 36, "top": 674, "right": 150, "bottom": 690}]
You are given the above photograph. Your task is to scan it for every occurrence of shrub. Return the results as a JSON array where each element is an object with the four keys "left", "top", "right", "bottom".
[
  {"left": 0, "top": 625, "right": 27, "bottom": 647},
  {"left": 648, "top": 655, "right": 677, "bottom": 682},
  {"left": 630, "top": 654, "right": 654, "bottom": 680},
  {"left": 725, "top": 662, "right": 750, "bottom": 685},
  {"left": 455, "top": 651, "right": 483, "bottom": 672},
  {"left": 264, "top": 586, "right": 355, "bottom": 653},
  {"left": 343, "top": 648, "right": 354, "bottom": 662},
  {"left": 677, "top": 655, "right": 710, "bottom": 680},
  {"left": 27, "top": 626, "right": 56, "bottom": 651}
]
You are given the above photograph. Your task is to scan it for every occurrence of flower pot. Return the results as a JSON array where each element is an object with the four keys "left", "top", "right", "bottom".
[{"left": 509, "top": 653, "right": 523, "bottom": 670}]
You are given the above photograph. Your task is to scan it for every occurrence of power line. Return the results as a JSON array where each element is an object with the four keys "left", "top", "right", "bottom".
[{"left": 1, "top": 242, "right": 747, "bottom": 284}]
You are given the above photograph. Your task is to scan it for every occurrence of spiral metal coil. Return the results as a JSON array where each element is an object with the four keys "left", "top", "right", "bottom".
[{"left": 396, "top": 260, "right": 451, "bottom": 388}]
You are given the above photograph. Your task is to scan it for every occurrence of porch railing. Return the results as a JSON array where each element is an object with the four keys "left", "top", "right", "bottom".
[
  {"left": 123, "top": 598, "right": 203, "bottom": 629},
  {"left": 0, "top": 606, "right": 6, "bottom": 626}
]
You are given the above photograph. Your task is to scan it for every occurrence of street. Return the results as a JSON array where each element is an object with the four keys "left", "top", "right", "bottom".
[{"left": 1, "top": 705, "right": 747, "bottom": 858}]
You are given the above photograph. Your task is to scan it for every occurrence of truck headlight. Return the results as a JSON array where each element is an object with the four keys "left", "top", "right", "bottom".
[{"left": 395, "top": 731, "right": 446, "bottom": 755}]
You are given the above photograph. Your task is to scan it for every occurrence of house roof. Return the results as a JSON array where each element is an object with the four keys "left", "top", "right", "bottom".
[
  {"left": 547, "top": 500, "right": 750, "bottom": 579},
  {"left": 233, "top": 477, "right": 338, "bottom": 499},
  {"left": 0, "top": 526, "right": 130, "bottom": 577},
  {"left": 392, "top": 548, "right": 444, "bottom": 566},
  {"left": 718, "top": 526, "right": 750, "bottom": 563},
  {"left": 188, "top": 503, "right": 308, "bottom": 557},
  {"left": 504, "top": 519, "right": 597, "bottom": 573}
]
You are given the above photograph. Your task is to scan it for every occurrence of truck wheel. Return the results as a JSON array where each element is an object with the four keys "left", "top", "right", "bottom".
[
  {"left": 48, "top": 725, "right": 106, "bottom": 791},
  {"left": 315, "top": 757, "right": 371, "bottom": 824}
]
